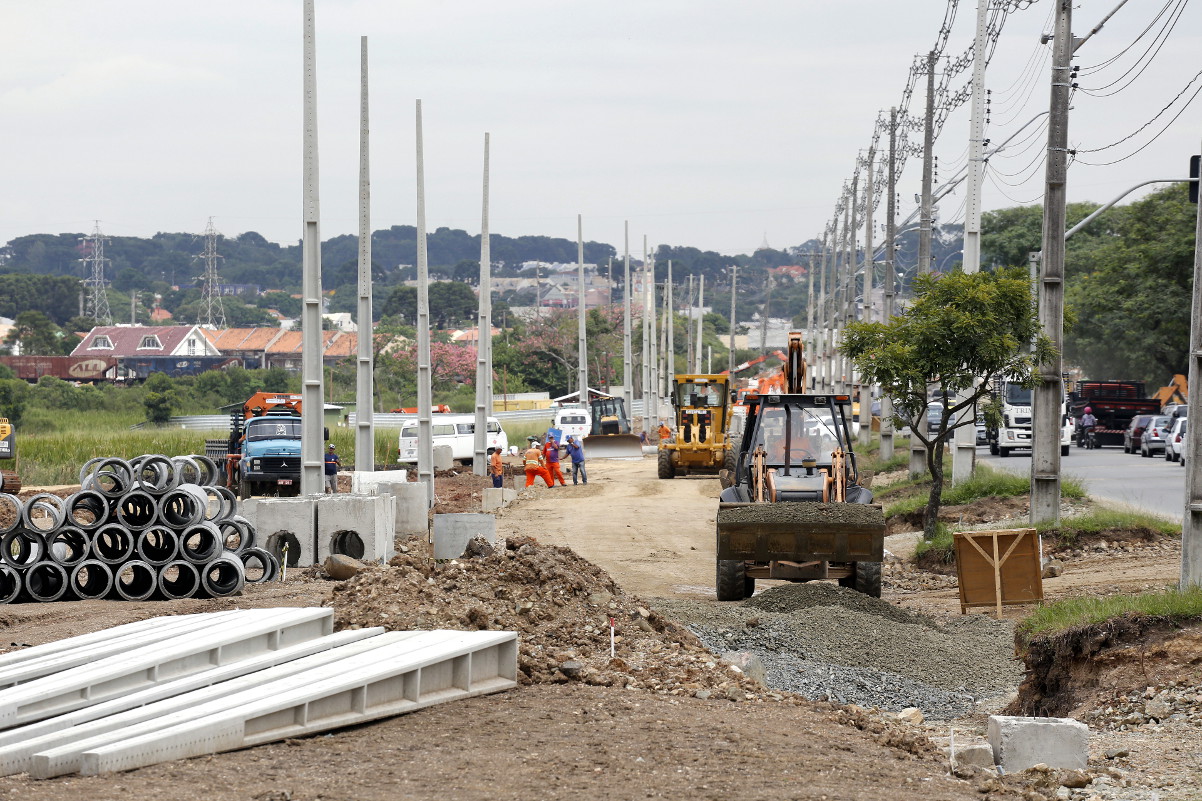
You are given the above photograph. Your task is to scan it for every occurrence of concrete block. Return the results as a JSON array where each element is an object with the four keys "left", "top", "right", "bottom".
[
  {"left": 945, "top": 742, "right": 995, "bottom": 770},
  {"left": 351, "top": 469, "right": 408, "bottom": 495},
  {"left": 987, "top": 715, "right": 1088, "bottom": 773},
  {"left": 243, "top": 497, "right": 317, "bottom": 568},
  {"left": 433, "top": 444, "right": 454, "bottom": 471},
  {"left": 315, "top": 494, "right": 394, "bottom": 564},
  {"left": 433, "top": 513, "right": 496, "bottom": 559},
  {"left": 376, "top": 482, "right": 428, "bottom": 538},
  {"left": 482, "top": 488, "right": 517, "bottom": 512}
]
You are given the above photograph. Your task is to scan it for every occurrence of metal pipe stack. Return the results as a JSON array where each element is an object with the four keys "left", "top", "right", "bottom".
[{"left": 0, "top": 454, "right": 280, "bottom": 604}]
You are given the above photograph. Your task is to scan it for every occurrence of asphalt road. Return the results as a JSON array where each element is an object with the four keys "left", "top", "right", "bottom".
[{"left": 977, "top": 441, "right": 1187, "bottom": 520}]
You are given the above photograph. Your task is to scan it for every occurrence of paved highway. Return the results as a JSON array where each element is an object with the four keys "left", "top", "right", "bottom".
[{"left": 976, "top": 442, "right": 1186, "bottom": 520}]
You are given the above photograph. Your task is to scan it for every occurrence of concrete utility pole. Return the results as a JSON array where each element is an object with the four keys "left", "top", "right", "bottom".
[
  {"left": 760, "top": 275, "right": 771, "bottom": 356},
  {"left": 728, "top": 265, "right": 737, "bottom": 372},
  {"left": 1183, "top": 137, "right": 1202, "bottom": 587},
  {"left": 844, "top": 170, "right": 859, "bottom": 397},
  {"left": 695, "top": 274, "right": 705, "bottom": 373},
  {"left": 859, "top": 149, "right": 874, "bottom": 446},
  {"left": 623, "top": 222, "right": 633, "bottom": 422},
  {"left": 816, "top": 225, "right": 830, "bottom": 391},
  {"left": 1031, "top": 1, "right": 1072, "bottom": 525},
  {"left": 473, "top": 133, "right": 491, "bottom": 476},
  {"left": 951, "top": 0, "right": 991, "bottom": 487},
  {"left": 666, "top": 261, "right": 674, "bottom": 383},
  {"left": 577, "top": 214, "right": 587, "bottom": 405},
  {"left": 911, "top": 51, "right": 937, "bottom": 479},
  {"left": 355, "top": 37, "right": 374, "bottom": 475},
  {"left": 685, "top": 274, "right": 695, "bottom": 370},
  {"left": 642, "top": 235, "right": 652, "bottom": 434},
  {"left": 300, "top": 0, "right": 326, "bottom": 496},
  {"left": 881, "top": 108, "right": 898, "bottom": 461},
  {"left": 805, "top": 250, "right": 816, "bottom": 388},
  {"left": 415, "top": 100, "right": 434, "bottom": 507},
  {"left": 649, "top": 250, "right": 659, "bottom": 422},
  {"left": 836, "top": 190, "right": 850, "bottom": 394}
]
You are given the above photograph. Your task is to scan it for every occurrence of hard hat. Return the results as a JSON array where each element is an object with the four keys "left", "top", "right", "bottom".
[
  {"left": 1084, "top": 407, "right": 1091, "bottom": 414},
  {"left": 328, "top": 444, "right": 336, "bottom": 450}
]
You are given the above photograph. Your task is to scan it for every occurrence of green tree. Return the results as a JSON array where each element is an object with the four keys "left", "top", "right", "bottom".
[
  {"left": 3, "top": 311, "right": 64, "bottom": 355},
  {"left": 843, "top": 268, "right": 1054, "bottom": 539},
  {"left": 142, "top": 372, "right": 177, "bottom": 424},
  {"left": 0, "top": 379, "right": 27, "bottom": 426}
]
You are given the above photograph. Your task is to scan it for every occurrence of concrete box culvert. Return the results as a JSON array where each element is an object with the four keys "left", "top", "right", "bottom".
[
  {"left": 0, "top": 565, "right": 19, "bottom": 604},
  {"left": 111, "top": 560, "right": 157, "bottom": 601},
  {"left": 200, "top": 555, "right": 246, "bottom": 598},
  {"left": 156, "top": 561, "right": 201, "bottom": 600},
  {"left": 135, "top": 527, "right": 179, "bottom": 566},
  {"left": 1, "top": 530, "right": 46, "bottom": 569},
  {"left": 115, "top": 491, "right": 158, "bottom": 532},
  {"left": 21, "top": 494, "right": 66, "bottom": 534},
  {"left": 68, "top": 561, "right": 114, "bottom": 601},
  {"left": 91, "top": 525, "right": 135, "bottom": 565},
  {"left": 179, "top": 522, "right": 222, "bottom": 565},
  {"left": 24, "top": 562, "right": 69, "bottom": 602},
  {"left": 64, "top": 491, "right": 109, "bottom": 531},
  {"left": 238, "top": 547, "right": 279, "bottom": 583},
  {"left": 264, "top": 531, "right": 302, "bottom": 568},
  {"left": 47, "top": 527, "right": 91, "bottom": 567}
]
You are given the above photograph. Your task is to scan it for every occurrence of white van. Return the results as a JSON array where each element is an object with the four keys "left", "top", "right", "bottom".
[
  {"left": 553, "top": 406, "right": 592, "bottom": 442},
  {"left": 397, "top": 414, "right": 508, "bottom": 466}
]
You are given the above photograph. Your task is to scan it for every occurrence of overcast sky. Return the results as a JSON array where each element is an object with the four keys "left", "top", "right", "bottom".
[{"left": 2, "top": 0, "right": 1199, "bottom": 258}]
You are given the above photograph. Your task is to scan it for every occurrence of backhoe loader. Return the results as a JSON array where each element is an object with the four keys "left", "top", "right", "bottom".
[{"left": 715, "top": 333, "right": 885, "bottom": 600}]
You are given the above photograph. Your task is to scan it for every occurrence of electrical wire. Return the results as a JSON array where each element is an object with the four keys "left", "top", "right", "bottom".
[
  {"left": 1072, "top": 74, "right": 1202, "bottom": 165},
  {"left": 1077, "top": 0, "right": 1188, "bottom": 97},
  {"left": 984, "top": 166, "right": 1044, "bottom": 205},
  {"left": 1076, "top": 67, "right": 1202, "bottom": 153},
  {"left": 1078, "top": 0, "right": 1179, "bottom": 76}
]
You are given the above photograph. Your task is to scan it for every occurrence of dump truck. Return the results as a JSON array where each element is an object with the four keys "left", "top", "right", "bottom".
[
  {"left": 715, "top": 333, "right": 886, "bottom": 601},
  {"left": 582, "top": 395, "right": 642, "bottom": 459},
  {"left": 658, "top": 374, "right": 735, "bottom": 481},
  {"left": 206, "top": 392, "right": 325, "bottom": 499},
  {"left": 1068, "top": 380, "right": 1161, "bottom": 449}
]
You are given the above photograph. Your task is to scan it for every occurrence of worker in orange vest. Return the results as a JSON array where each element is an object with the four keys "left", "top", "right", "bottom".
[
  {"left": 658, "top": 421, "right": 672, "bottom": 443},
  {"left": 523, "top": 437, "right": 553, "bottom": 488},
  {"left": 543, "top": 434, "right": 568, "bottom": 487},
  {"left": 488, "top": 446, "right": 504, "bottom": 489}
]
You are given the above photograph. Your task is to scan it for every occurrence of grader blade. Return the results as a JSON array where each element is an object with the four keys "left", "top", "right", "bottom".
[
  {"left": 716, "top": 502, "right": 885, "bottom": 563},
  {"left": 581, "top": 433, "right": 644, "bottom": 459}
]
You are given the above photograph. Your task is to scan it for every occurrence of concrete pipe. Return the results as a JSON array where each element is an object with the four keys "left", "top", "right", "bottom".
[
  {"left": 156, "top": 560, "right": 201, "bottom": 600},
  {"left": 92, "top": 523, "right": 136, "bottom": 565},
  {"left": 46, "top": 526, "right": 91, "bottom": 567},
  {"left": 170, "top": 455, "right": 203, "bottom": 488},
  {"left": 199, "top": 554, "right": 246, "bottom": 598},
  {"left": 1, "top": 529, "right": 46, "bottom": 569},
  {"left": 63, "top": 490, "right": 110, "bottom": 531},
  {"left": 111, "top": 559, "right": 157, "bottom": 601},
  {"left": 0, "top": 495, "right": 22, "bottom": 536},
  {"left": 131, "top": 454, "right": 179, "bottom": 495},
  {"left": 157, "top": 485, "right": 208, "bottom": 529},
  {"left": 115, "top": 490, "right": 158, "bottom": 531},
  {"left": 81, "top": 458, "right": 133, "bottom": 499},
  {"left": 20, "top": 493, "right": 66, "bottom": 535},
  {"left": 24, "top": 562, "right": 69, "bottom": 602},
  {"left": 179, "top": 521, "right": 222, "bottom": 564},
  {"left": 238, "top": 546, "right": 279, "bottom": 583},
  {"left": 0, "top": 564, "right": 20, "bottom": 604},
  {"left": 217, "top": 517, "right": 254, "bottom": 554},
  {"left": 203, "top": 485, "right": 237, "bottom": 523},
  {"left": 135, "top": 526, "right": 180, "bottom": 566},
  {"left": 187, "top": 454, "right": 221, "bottom": 487},
  {"left": 68, "top": 560, "right": 114, "bottom": 601}
]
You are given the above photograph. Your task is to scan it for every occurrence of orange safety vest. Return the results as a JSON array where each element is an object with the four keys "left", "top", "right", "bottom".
[
  {"left": 490, "top": 451, "right": 503, "bottom": 476},
  {"left": 523, "top": 447, "right": 543, "bottom": 468}
]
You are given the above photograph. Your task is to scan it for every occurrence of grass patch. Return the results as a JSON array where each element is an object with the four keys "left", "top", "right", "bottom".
[
  {"left": 1036, "top": 507, "right": 1180, "bottom": 547},
  {"left": 913, "top": 522, "right": 954, "bottom": 563},
  {"left": 1018, "top": 586, "right": 1202, "bottom": 642}
]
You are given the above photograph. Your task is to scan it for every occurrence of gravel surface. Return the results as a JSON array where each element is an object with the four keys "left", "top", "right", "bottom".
[{"left": 653, "top": 582, "right": 1023, "bottom": 720}]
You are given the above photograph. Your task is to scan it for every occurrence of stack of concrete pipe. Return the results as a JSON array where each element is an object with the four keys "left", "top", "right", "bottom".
[{"left": 0, "top": 455, "right": 280, "bottom": 604}]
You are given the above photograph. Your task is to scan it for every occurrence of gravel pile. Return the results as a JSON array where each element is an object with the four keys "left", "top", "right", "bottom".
[
  {"left": 1083, "top": 682, "right": 1202, "bottom": 731},
  {"left": 653, "top": 582, "right": 1023, "bottom": 720}
]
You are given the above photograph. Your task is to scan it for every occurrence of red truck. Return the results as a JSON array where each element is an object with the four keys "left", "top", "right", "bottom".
[{"left": 1068, "top": 380, "right": 1161, "bottom": 448}]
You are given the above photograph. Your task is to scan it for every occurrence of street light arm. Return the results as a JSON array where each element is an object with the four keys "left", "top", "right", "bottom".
[{"left": 1064, "top": 178, "right": 1197, "bottom": 240}]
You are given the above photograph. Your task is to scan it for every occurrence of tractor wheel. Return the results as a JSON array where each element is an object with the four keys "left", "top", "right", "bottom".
[
  {"left": 716, "top": 559, "right": 752, "bottom": 601},
  {"left": 851, "top": 561, "right": 882, "bottom": 598},
  {"left": 719, "top": 439, "right": 739, "bottom": 488},
  {"left": 657, "top": 448, "right": 675, "bottom": 479}
]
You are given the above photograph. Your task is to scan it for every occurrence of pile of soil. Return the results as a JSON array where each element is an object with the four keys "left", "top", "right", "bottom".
[
  {"left": 329, "top": 538, "right": 768, "bottom": 698},
  {"left": 885, "top": 496, "right": 1030, "bottom": 535},
  {"left": 1010, "top": 615, "right": 1202, "bottom": 718}
]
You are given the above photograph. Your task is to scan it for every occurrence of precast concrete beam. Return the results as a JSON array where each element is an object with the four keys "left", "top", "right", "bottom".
[
  {"left": 351, "top": 470, "right": 408, "bottom": 494},
  {"left": 77, "top": 630, "right": 518, "bottom": 776},
  {"left": 18, "top": 629, "right": 400, "bottom": 779},
  {"left": 315, "top": 494, "right": 395, "bottom": 564},
  {"left": 0, "top": 608, "right": 333, "bottom": 728},
  {"left": 0, "top": 614, "right": 198, "bottom": 674}
]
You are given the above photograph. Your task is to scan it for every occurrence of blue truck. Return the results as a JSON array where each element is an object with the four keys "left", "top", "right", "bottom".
[{"left": 216, "top": 392, "right": 325, "bottom": 499}]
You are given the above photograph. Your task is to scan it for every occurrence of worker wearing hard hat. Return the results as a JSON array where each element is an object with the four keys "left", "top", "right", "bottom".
[
  {"left": 543, "top": 434, "right": 567, "bottom": 487},
  {"left": 523, "top": 436, "right": 553, "bottom": 488}
]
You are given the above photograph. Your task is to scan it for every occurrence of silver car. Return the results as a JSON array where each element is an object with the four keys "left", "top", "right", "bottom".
[
  {"left": 1139, "top": 415, "right": 1173, "bottom": 457},
  {"left": 1166, "top": 417, "right": 1188, "bottom": 462}
]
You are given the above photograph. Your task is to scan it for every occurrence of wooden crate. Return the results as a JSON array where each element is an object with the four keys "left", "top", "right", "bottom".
[{"left": 953, "top": 528, "right": 1043, "bottom": 616}]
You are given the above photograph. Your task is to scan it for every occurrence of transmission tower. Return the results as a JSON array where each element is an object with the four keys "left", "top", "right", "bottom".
[
  {"left": 195, "top": 217, "right": 227, "bottom": 329},
  {"left": 80, "top": 221, "right": 113, "bottom": 325}
]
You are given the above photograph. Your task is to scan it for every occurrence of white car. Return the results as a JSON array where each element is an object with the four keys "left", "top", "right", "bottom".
[
  {"left": 552, "top": 406, "right": 592, "bottom": 442},
  {"left": 398, "top": 414, "right": 508, "bottom": 466},
  {"left": 1166, "top": 417, "right": 1188, "bottom": 462}
]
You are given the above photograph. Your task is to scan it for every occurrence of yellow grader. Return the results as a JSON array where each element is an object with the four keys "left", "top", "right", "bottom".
[{"left": 657, "top": 374, "right": 735, "bottom": 481}]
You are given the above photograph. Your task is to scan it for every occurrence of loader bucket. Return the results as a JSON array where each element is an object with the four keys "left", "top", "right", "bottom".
[
  {"left": 715, "top": 502, "right": 886, "bottom": 562},
  {"left": 582, "top": 433, "right": 645, "bottom": 459}
]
